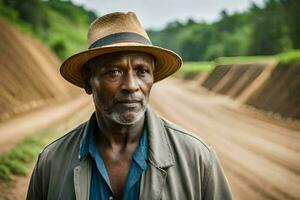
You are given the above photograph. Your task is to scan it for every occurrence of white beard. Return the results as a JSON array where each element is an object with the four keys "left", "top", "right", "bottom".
[{"left": 108, "top": 106, "right": 147, "bottom": 125}]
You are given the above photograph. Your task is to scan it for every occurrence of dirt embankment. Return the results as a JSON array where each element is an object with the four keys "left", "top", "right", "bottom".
[
  {"left": 201, "top": 65, "right": 231, "bottom": 90},
  {"left": 199, "top": 61, "right": 300, "bottom": 120},
  {"left": 0, "top": 18, "right": 81, "bottom": 122},
  {"left": 246, "top": 62, "right": 300, "bottom": 119}
]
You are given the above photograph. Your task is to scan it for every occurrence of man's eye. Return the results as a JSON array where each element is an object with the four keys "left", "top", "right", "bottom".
[
  {"left": 106, "top": 70, "right": 121, "bottom": 78},
  {"left": 137, "top": 68, "right": 149, "bottom": 75}
]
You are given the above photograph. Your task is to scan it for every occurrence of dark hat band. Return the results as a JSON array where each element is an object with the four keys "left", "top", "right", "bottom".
[{"left": 88, "top": 32, "right": 152, "bottom": 49}]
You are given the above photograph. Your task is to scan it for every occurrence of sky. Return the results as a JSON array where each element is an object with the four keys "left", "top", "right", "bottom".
[{"left": 71, "top": 0, "right": 265, "bottom": 29}]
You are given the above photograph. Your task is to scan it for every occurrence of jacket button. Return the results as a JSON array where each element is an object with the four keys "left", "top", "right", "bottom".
[{"left": 109, "top": 196, "right": 113, "bottom": 200}]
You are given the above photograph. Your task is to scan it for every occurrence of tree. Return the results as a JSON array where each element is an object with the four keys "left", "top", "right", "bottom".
[
  {"left": 248, "top": 0, "right": 289, "bottom": 55},
  {"left": 281, "top": 0, "right": 300, "bottom": 48}
]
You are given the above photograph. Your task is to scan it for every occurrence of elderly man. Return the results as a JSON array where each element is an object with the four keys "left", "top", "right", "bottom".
[{"left": 27, "top": 12, "right": 232, "bottom": 200}]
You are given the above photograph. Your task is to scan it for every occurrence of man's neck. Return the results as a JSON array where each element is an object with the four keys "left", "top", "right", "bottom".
[{"left": 94, "top": 110, "right": 145, "bottom": 150}]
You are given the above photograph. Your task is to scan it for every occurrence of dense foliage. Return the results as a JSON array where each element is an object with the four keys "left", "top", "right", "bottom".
[
  {"left": 0, "top": 0, "right": 97, "bottom": 60},
  {"left": 148, "top": 0, "right": 300, "bottom": 61}
]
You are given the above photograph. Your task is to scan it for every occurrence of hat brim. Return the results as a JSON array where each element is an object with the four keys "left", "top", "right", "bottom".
[{"left": 60, "top": 43, "right": 182, "bottom": 88}]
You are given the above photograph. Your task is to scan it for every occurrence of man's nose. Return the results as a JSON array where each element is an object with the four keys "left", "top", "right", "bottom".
[{"left": 122, "top": 72, "right": 139, "bottom": 93}]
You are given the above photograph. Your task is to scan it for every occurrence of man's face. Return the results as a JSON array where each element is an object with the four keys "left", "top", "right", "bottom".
[{"left": 84, "top": 51, "right": 155, "bottom": 125}]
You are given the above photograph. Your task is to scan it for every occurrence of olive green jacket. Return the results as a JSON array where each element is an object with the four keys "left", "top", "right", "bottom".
[{"left": 27, "top": 108, "right": 232, "bottom": 200}]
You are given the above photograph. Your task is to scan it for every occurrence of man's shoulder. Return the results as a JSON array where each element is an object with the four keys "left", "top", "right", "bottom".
[
  {"left": 38, "top": 122, "right": 86, "bottom": 161},
  {"left": 163, "top": 118, "right": 211, "bottom": 149},
  {"left": 161, "top": 118, "right": 213, "bottom": 158}
]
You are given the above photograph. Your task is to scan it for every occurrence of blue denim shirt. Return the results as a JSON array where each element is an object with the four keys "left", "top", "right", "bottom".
[{"left": 79, "top": 113, "right": 148, "bottom": 200}]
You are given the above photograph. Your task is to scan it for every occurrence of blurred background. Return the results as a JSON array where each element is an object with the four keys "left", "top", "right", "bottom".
[{"left": 0, "top": 0, "right": 299, "bottom": 199}]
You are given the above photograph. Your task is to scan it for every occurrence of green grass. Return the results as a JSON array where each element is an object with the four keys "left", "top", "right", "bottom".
[
  {"left": 0, "top": 129, "right": 57, "bottom": 181},
  {"left": 44, "top": 8, "right": 88, "bottom": 60},
  {"left": 278, "top": 50, "right": 300, "bottom": 64},
  {"left": 174, "top": 61, "right": 214, "bottom": 79},
  {"left": 180, "top": 61, "right": 214, "bottom": 73},
  {"left": 177, "top": 56, "right": 277, "bottom": 76},
  {"left": 214, "top": 56, "right": 277, "bottom": 65}
]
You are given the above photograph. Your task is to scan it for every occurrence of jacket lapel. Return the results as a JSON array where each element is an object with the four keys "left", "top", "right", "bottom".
[
  {"left": 73, "top": 116, "right": 93, "bottom": 200},
  {"left": 140, "top": 108, "right": 175, "bottom": 199},
  {"left": 74, "top": 158, "right": 91, "bottom": 200},
  {"left": 139, "top": 163, "right": 168, "bottom": 199}
]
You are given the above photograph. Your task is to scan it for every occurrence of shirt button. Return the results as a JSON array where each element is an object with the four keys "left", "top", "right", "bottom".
[{"left": 109, "top": 197, "right": 113, "bottom": 200}]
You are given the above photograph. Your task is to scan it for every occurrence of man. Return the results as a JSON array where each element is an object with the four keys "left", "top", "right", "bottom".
[{"left": 27, "top": 12, "right": 232, "bottom": 200}]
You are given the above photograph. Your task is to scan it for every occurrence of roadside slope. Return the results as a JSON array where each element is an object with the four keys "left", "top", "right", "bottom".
[
  {"left": 246, "top": 61, "right": 300, "bottom": 119},
  {"left": 200, "top": 61, "right": 300, "bottom": 120},
  {"left": 0, "top": 17, "right": 81, "bottom": 122}
]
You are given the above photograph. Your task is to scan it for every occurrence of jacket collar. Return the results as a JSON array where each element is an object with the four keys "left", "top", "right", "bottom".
[
  {"left": 79, "top": 113, "right": 97, "bottom": 160},
  {"left": 146, "top": 107, "right": 175, "bottom": 168}
]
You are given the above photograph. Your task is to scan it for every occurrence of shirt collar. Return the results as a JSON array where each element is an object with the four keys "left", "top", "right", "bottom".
[
  {"left": 132, "top": 124, "right": 148, "bottom": 170},
  {"left": 79, "top": 113, "right": 97, "bottom": 160},
  {"left": 79, "top": 112, "right": 148, "bottom": 165}
]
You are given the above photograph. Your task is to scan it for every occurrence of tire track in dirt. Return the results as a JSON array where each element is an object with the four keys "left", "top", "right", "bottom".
[{"left": 149, "top": 79, "right": 300, "bottom": 200}]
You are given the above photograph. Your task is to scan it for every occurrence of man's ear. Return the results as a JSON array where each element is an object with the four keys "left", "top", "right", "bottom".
[{"left": 81, "top": 65, "right": 93, "bottom": 95}]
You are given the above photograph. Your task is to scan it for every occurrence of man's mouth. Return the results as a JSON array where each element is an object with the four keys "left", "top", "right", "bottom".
[{"left": 115, "top": 99, "right": 142, "bottom": 107}]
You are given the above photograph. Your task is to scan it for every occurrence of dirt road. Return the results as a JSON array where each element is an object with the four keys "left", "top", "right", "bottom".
[
  {"left": 1, "top": 78, "right": 299, "bottom": 200},
  {"left": 0, "top": 95, "right": 92, "bottom": 152},
  {"left": 149, "top": 79, "right": 300, "bottom": 200}
]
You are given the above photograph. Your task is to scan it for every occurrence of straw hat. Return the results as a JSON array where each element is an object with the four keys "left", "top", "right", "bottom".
[{"left": 60, "top": 11, "right": 182, "bottom": 88}]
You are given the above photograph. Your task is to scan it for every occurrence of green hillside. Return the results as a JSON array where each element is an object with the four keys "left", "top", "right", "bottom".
[{"left": 0, "top": 0, "right": 97, "bottom": 60}]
